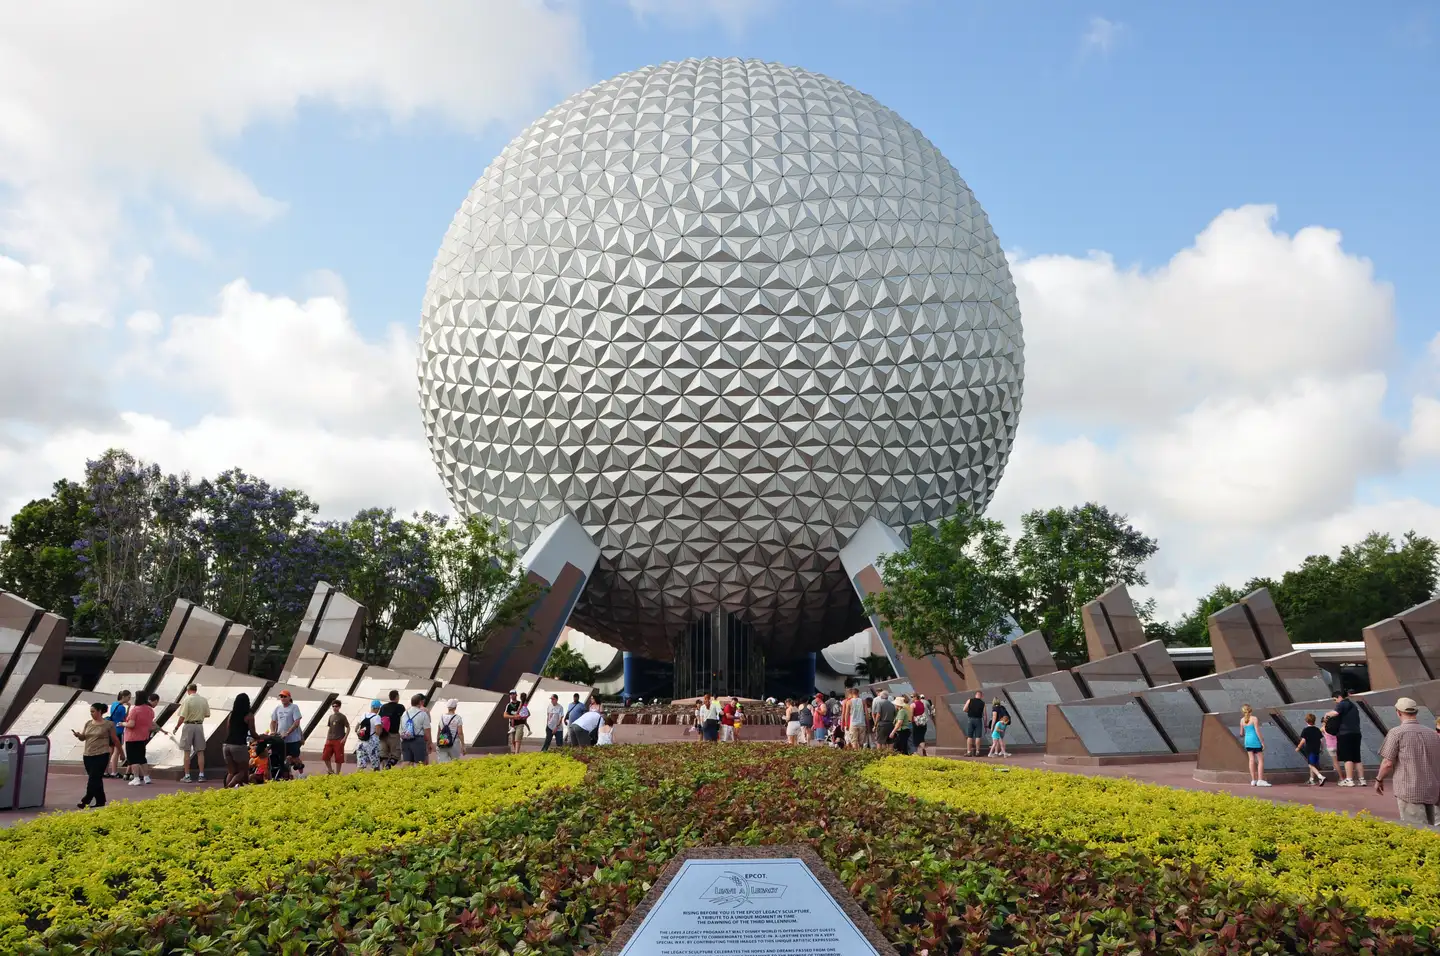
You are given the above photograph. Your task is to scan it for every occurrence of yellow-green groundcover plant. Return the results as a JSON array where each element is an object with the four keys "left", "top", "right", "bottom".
[
  {"left": 868, "top": 756, "right": 1440, "bottom": 924},
  {"left": 0, "top": 752, "right": 583, "bottom": 946}
]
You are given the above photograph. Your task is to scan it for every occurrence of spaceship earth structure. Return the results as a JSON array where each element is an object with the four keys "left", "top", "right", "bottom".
[{"left": 418, "top": 58, "right": 1024, "bottom": 660}]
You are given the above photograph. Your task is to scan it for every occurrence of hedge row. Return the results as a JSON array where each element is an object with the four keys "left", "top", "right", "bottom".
[
  {"left": 18, "top": 745, "right": 1436, "bottom": 954},
  {"left": 868, "top": 755, "right": 1440, "bottom": 924},
  {"left": 0, "top": 752, "right": 583, "bottom": 947}
]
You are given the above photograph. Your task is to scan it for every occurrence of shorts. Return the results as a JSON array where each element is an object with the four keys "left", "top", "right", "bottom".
[
  {"left": 435, "top": 743, "right": 462, "bottom": 763},
  {"left": 322, "top": 739, "right": 346, "bottom": 763},
  {"left": 223, "top": 743, "right": 249, "bottom": 768},
  {"left": 966, "top": 717, "right": 984, "bottom": 739},
  {"left": 721, "top": 724, "right": 734, "bottom": 741},
  {"left": 1397, "top": 799, "right": 1438, "bottom": 829},
  {"left": 846, "top": 726, "right": 863, "bottom": 747},
  {"left": 401, "top": 737, "right": 428, "bottom": 763},
  {"left": 1336, "top": 733, "right": 1362, "bottom": 764},
  {"left": 1305, "top": 751, "right": 1321, "bottom": 767},
  {"left": 509, "top": 725, "right": 527, "bottom": 744},
  {"left": 284, "top": 740, "right": 302, "bottom": 759},
  {"left": 1245, "top": 746, "right": 1263, "bottom": 754},
  {"left": 813, "top": 727, "right": 827, "bottom": 743},
  {"left": 124, "top": 740, "right": 147, "bottom": 765},
  {"left": 786, "top": 721, "right": 802, "bottom": 740},
  {"left": 702, "top": 719, "right": 720, "bottom": 742},
  {"left": 178, "top": 723, "right": 207, "bottom": 754},
  {"left": 378, "top": 735, "right": 401, "bottom": 763},
  {"left": 912, "top": 723, "right": 927, "bottom": 744}
]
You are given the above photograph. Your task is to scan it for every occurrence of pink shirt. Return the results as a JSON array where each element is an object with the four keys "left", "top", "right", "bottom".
[{"left": 124, "top": 704, "right": 154, "bottom": 743}]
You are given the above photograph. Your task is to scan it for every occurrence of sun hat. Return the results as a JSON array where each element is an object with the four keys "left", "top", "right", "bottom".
[
  {"left": 1395, "top": 697, "right": 1420, "bottom": 714},
  {"left": 446, "top": 698, "right": 459, "bottom": 710}
]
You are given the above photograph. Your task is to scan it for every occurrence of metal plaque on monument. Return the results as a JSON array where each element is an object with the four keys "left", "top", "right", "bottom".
[{"left": 604, "top": 846, "right": 896, "bottom": 956}]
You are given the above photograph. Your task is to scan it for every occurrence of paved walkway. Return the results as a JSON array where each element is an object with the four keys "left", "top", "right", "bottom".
[{"left": 0, "top": 744, "right": 1411, "bottom": 828}]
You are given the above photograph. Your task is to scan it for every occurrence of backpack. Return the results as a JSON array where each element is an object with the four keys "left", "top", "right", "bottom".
[
  {"left": 436, "top": 715, "right": 456, "bottom": 749},
  {"left": 356, "top": 716, "right": 372, "bottom": 742},
  {"left": 797, "top": 706, "right": 811, "bottom": 726},
  {"left": 1323, "top": 714, "right": 1341, "bottom": 736},
  {"left": 401, "top": 710, "right": 418, "bottom": 740},
  {"left": 379, "top": 714, "right": 393, "bottom": 737}
]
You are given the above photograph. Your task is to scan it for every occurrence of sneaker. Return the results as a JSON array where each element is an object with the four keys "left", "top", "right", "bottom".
[
  {"left": 197, "top": 773, "right": 206, "bottom": 781},
  {"left": 142, "top": 776, "right": 152, "bottom": 785},
  {"left": 128, "top": 778, "right": 142, "bottom": 787},
  {"left": 1357, "top": 778, "right": 1368, "bottom": 786},
  {"left": 1339, "top": 779, "right": 1355, "bottom": 787},
  {"left": 1317, "top": 776, "right": 1326, "bottom": 786},
  {"left": 1256, "top": 780, "right": 1273, "bottom": 787},
  {"left": 1305, "top": 779, "right": 1315, "bottom": 786},
  {"left": 1249, "top": 780, "right": 1257, "bottom": 786},
  {"left": 181, "top": 774, "right": 193, "bottom": 782}
]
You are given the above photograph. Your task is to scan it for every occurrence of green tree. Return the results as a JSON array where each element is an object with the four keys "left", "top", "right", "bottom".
[
  {"left": 418, "top": 514, "right": 541, "bottom": 656},
  {"left": 0, "top": 479, "right": 90, "bottom": 629},
  {"left": 333, "top": 508, "right": 438, "bottom": 663},
  {"left": 1271, "top": 532, "right": 1438, "bottom": 643},
  {"left": 543, "top": 642, "right": 599, "bottom": 684},
  {"left": 1011, "top": 503, "right": 1159, "bottom": 666},
  {"left": 861, "top": 508, "right": 1017, "bottom": 675},
  {"left": 1165, "top": 582, "right": 1250, "bottom": 647},
  {"left": 853, "top": 652, "right": 896, "bottom": 682}
]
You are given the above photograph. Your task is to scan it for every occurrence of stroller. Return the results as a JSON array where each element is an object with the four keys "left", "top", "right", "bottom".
[{"left": 249, "top": 735, "right": 300, "bottom": 783}]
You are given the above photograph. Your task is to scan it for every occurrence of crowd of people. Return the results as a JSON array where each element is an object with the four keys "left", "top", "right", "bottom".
[{"left": 1239, "top": 688, "right": 1440, "bottom": 829}]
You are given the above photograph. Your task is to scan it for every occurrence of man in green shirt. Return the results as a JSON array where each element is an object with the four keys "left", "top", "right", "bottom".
[{"left": 175, "top": 684, "right": 212, "bottom": 782}]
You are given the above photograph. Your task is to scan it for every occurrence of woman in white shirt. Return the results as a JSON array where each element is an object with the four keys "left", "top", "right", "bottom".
[{"left": 434, "top": 699, "right": 465, "bottom": 763}]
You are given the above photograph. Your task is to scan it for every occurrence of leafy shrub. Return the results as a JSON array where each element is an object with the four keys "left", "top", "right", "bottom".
[
  {"left": 19, "top": 746, "right": 1435, "bottom": 954},
  {"left": 868, "top": 755, "right": 1440, "bottom": 924},
  {"left": 0, "top": 752, "right": 582, "bottom": 946}
]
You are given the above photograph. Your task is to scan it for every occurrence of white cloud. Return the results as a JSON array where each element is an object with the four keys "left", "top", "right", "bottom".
[
  {"left": 0, "top": 0, "right": 587, "bottom": 290},
  {"left": 1081, "top": 16, "right": 1124, "bottom": 56},
  {"left": 992, "top": 206, "right": 1429, "bottom": 620},
  {"left": 627, "top": 0, "right": 779, "bottom": 34}
]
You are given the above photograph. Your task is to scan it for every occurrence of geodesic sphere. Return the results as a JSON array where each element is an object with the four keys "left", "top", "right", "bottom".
[{"left": 418, "top": 58, "right": 1023, "bottom": 660}]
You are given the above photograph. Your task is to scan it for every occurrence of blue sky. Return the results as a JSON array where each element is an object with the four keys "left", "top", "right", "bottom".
[{"left": 1, "top": 1, "right": 1437, "bottom": 619}]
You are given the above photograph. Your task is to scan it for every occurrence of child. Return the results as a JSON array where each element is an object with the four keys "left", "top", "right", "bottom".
[
  {"left": 597, "top": 713, "right": 616, "bottom": 746},
  {"left": 1323, "top": 713, "right": 1340, "bottom": 778},
  {"left": 1296, "top": 712, "right": 1326, "bottom": 786},
  {"left": 732, "top": 705, "right": 744, "bottom": 743},
  {"left": 988, "top": 714, "right": 1009, "bottom": 757}
]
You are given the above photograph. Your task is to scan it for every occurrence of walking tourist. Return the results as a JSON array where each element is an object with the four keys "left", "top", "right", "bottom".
[
  {"left": 862, "top": 694, "right": 875, "bottom": 748},
  {"left": 570, "top": 706, "right": 602, "bottom": 746},
  {"left": 506, "top": 691, "right": 531, "bottom": 754},
  {"left": 698, "top": 693, "right": 721, "bottom": 742},
  {"left": 962, "top": 691, "right": 986, "bottom": 756},
  {"left": 1323, "top": 713, "right": 1341, "bottom": 779},
  {"left": 378, "top": 690, "right": 406, "bottom": 769},
  {"left": 543, "top": 693, "right": 565, "bottom": 751},
  {"left": 223, "top": 693, "right": 256, "bottom": 787},
  {"left": 845, "top": 688, "right": 866, "bottom": 749},
  {"left": 121, "top": 692, "right": 156, "bottom": 786},
  {"left": 989, "top": 712, "right": 1010, "bottom": 757},
  {"left": 355, "top": 700, "right": 383, "bottom": 770},
  {"left": 795, "top": 697, "right": 812, "bottom": 744},
  {"left": 321, "top": 698, "right": 350, "bottom": 774},
  {"left": 597, "top": 713, "right": 616, "bottom": 745},
  {"left": 175, "top": 683, "right": 211, "bottom": 782},
  {"left": 270, "top": 690, "right": 306, "bottom": 776},
  {"left": 785, "top": 699, "right": 802, "bottom": 744},
  {"left": 435, "top": 698, "right": 465, "bottom": 763},
  {"left": 1375, "top": 697, "right": 1440, "bottom": 827},
  {"left": 105, "top": 689, "right": 131, "bottom": 778},
  {"left": 74, "top": 702, "right": 119, "bottom": 808},
  {"left": 720, "top": 697, "right": 736, "bottom": 741},
  {"left": 401, "top": 693, "right": 434, "bottom": 766},
  {"left": 1327, "top": 690, "right": 1367, "bottom": 787},
  {"left": 811, "top": 693, "right": 828, "bottom": 744},
  {"left": 1240, "top": 704, "right": 1270, "bottom": 787},
  {"left": 912, "top": 694, "right": 929, "bottom": 756},
  {"left": 1296, "top": 713, "right": 1326, "bottom": 786},
  {"left": 890, "top": 694, "right": 913, "bottom": 754},
  {"left": 564, "top": 693, "right": 587, "bottom": 744},
  {"left": 872, "top": 690, "right": 896, "bottom": 750},
  {"left": 989, "top": 696, "right": 1010, "bottom": 738}
]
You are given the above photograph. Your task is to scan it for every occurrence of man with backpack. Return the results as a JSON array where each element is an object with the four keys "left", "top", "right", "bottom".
[
  {"left": 377, "top": 690, "right": 407, "bottom": 769},
  {"left": 1326, "top": 690, "right": 1367, "bottom": 787},
  {"left": 911, "top": 694, "right": 930, "bottom": 756},
  {"left": 563, "top": 693, "right": 587, "bottom": 745},
  {"left": 400, "top": 693, "right": 433, "bottom": 766}
]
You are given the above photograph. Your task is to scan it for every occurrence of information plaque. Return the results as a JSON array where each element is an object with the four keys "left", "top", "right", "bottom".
[{"left": 606, "top": 846, "right": 896, "bottom": 956}]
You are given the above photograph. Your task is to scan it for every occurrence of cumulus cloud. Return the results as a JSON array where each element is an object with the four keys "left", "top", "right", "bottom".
[{"left": 992, "top": 206, "right": 1430, "bottom": 619}]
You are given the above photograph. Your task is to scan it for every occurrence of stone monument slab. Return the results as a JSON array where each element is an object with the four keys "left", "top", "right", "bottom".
[
  {"left": 1080, "top": 583, "right": 1148, "bottom": 660},
  {"left": 1208, "top": 588, "right": 1294, "bottom": 674},
  {"left": 1264, "top": 650, "right": 1332, "bottom": 704},
  {"left": 92, "top": 642, "right": 169, "bottom": 698},
  {"left": 1187, "top": 665, "right": 1285, "bottom": 714},
  {"left": 1360, "top": 682, "right": 1440, "bottom": 731},
  {"left": 996, "top": 671, "right": 1084, "bottom": 744},
  {"left": 0, "top": 592, "right": 67, "bottom": 731},
  {"left": 1273, "top": 705, "right": 1385, "bottom": 767},
  {"left": 1049, "top": 700, "right": 1171, "bottom": 757},
  {"left": 963, "top": 641, "right": 1028, "bottom": 689},
  {"left": 1136, "top": 685, "right": 1206, "bottom": 754},
  {"left": 4, "top": 684, "right": 80, "bottom": 738},
  {"left": 1132, "top": 639, "right": 1180, "bottom": 687},
  {"left": 604, "top": 846, "right": 896, "bottom": 956},
  {"left": 1072, "top": 652, "right": 1149, "bottom": 700},
  {"left": 1224, "top": 711, "right": 1308, "bottom": 772},
  {"left": 309, "top": 654, "right": 366, "bottom": 697},
  {"left": 1012, "top": 630, "right": 1058, "bottom": 676}
]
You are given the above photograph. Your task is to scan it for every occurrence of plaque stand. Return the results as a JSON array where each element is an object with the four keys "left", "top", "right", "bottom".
[{"left": 604, "top": 846, "right": 898, "bottom": 956}]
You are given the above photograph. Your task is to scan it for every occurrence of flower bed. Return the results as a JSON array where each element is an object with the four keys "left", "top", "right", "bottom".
[
  {"left": 19, "top": 745, "right": 1436, "bottom": 954},
  {"left": 0, "top": 752, "right": 583, "bottom": 947},
  {"left": 867, "top": 755, "right": 1440, "bottom": 925}
]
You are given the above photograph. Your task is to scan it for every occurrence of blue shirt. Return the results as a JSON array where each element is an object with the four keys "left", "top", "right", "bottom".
[{"left": 565, "top": 702, "right": 587, "bottom": 723}]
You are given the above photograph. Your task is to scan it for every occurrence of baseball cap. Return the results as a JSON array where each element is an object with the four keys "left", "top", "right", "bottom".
[
  {"left": 1395, "top": 697, "right": 1420, "bottom": 714},
  {"left": 370, "top": 699, "right": 383, "bottom": 709}
]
